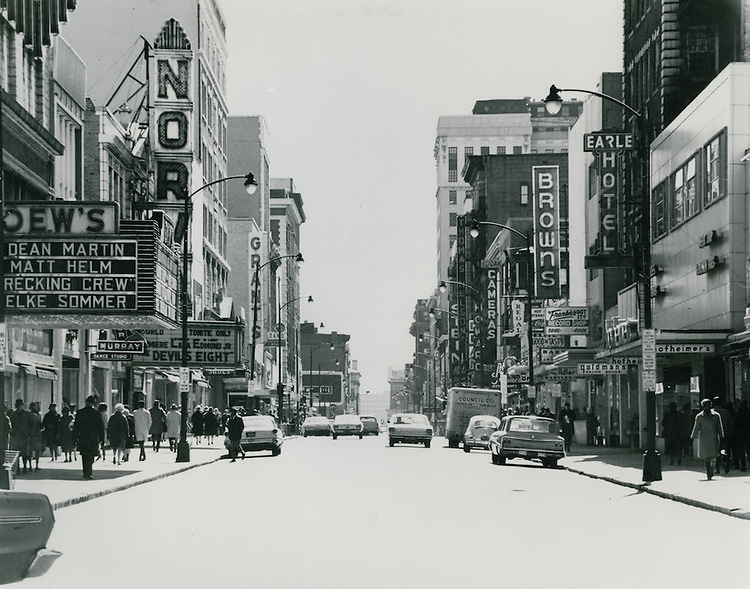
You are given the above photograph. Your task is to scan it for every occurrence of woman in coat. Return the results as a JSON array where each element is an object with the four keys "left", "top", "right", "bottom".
[
  {"left": 691, "top": 398, "right": 725, "bottom": 480},
  {"left": 58, "top": 405, "right": 76, "bottom": 462},
  {"left": 42, "top": 403, "right": 60, "bottom": 461},
  {"left": 133, "top": 401, "right": 152, "bottom": 461},
  {"left": 107, "top": 403, "right": 130, "bottom": 465}
]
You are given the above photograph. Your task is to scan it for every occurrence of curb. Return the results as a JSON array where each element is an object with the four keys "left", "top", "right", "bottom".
[
  {"left": 564, "top": 465, "right": 750, "bottom": 521},
  {"left": 50, "top": 455, "right": 224, "bottom": 511}
]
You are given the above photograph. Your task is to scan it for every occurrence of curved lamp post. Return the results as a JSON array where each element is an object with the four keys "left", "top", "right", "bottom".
[
  {"left": 438, "top": 280, "right": 479, "bottom": 295},
  {"left": 249, "top": 252, "right": 304, "bottom": 386},
  {"left": 276, "top": 294, "right": 313, "bottom": 424},
  {"left": 175, "top": 172, "right": 258, "bottom": 463},
  {"left": 544, "top": 84, "right": 659, "bottom": 482},
  {"left": 305, "top": 341, "right": 335, "bottom": 408},
  {"left": 470, "top": 218, "right": 535, "bottom": 413}
]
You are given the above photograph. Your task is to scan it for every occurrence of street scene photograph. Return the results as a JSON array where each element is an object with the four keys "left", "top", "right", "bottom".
[{"left": 1, "top": 0, "right": 750, "bottom": 587}]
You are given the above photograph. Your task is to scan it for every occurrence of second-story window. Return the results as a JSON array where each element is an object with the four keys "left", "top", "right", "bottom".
[
  {"left": 704, "top": 131, "right": 725, "bottom": 207},
  {"left": 449, "top": 190, "right": 457, "bottom": 205}
]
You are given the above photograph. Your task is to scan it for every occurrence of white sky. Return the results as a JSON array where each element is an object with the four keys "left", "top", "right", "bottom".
[{"left": 220, "top": 0, "right": 624, "bottom": 396}]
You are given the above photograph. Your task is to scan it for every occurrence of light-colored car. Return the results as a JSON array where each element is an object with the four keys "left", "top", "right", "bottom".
[
  {"left": 359, "top": 415, "right": 380, "bottom": 436},
  {"left": 301, "top": 416, "right": 331, "bottom": 437},
  {"left": 489, "top": 415, "right": 565, "bottom": 468},
  {"left": 239, "top": 415, "right": 283, "bottom": 456},
  {"left": 463, "top": 414, "right": 501, "bottom": 452},
  {"left": 331, "top": 414, "right": 363, "bottom": 439},
  {"left": 388, "top": 413, "right": 433, "bottom": 448}
]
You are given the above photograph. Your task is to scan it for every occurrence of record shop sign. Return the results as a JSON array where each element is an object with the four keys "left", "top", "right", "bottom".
[{"left": 135, "top": 322, "right": 243, "bottom": 367}]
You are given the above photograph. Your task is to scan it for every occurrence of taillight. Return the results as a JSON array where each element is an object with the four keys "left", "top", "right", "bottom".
[{"left": 272, "top": 429, "right": 278, "bottom": 434}]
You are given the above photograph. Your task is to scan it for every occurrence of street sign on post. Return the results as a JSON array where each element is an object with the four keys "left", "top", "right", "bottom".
[
  {"left": 179, "top": 366, "right": 191, "bottom": 393},
  {"left": 642, "top": 328, "right": 656, "bottom": 391}
]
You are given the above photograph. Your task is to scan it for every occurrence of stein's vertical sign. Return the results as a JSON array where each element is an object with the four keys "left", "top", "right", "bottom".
[
  {"left": 532, "top": 166, "right": 561, "bottom": 299},
  {"left": 151, "top": 29, "right": 194, "bottom": 203}
]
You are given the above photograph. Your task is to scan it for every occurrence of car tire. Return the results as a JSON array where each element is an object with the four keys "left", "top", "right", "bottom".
[
  {"left": 389, "top": 439, "right": 394, "bottom": 447},
  {"left": 544, "top": 458, "right": 558, "bottom": 468},
  {"left": 491, "top": 452, "right": 500, "bottom": 465},
  {"left": 448, "top": 438, "right": 459, "bottom": 449},
  {"left": 303, "top": 433, "right": 308, "bottom": 437},
  {"left": 332, "top": 434, "right": 337, "bottom": 440},
  {"left": 359, "top": 434, "right": 363, "bottom": 439},
  {"left": 272, "top": 447, "right": 281, "bottom": 456},
  {"left": 463, "top": 443, "right": 470, "bottom": 453},
  {"left": 424, "top": 440, "right": 431, "bottom": 448}
]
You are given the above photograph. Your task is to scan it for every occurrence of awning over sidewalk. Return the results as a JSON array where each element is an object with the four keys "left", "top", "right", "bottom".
[{"left": 596, "top": 329, "right": 730, "bottom": 359}]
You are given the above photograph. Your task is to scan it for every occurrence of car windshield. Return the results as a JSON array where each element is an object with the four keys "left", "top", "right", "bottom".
[
  {"left": 473, "top": 419, "right": 499, "bottom": 428},
  {"left": 508, "top": 418, "right": 556, "bottom": 434},
  {"left": 335, "top": 416, "right": 360, "bottom": 424},
  {"left": 393, "top": 415, "right": 428, "bottom": 425},
  {"left": 243, "top": 416, "right": 275, "bottom": 428}
]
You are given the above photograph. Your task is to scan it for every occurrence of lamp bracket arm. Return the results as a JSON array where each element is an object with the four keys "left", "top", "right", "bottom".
[{"left": 558, "top": 87, "right": 641, "bottom": 118}]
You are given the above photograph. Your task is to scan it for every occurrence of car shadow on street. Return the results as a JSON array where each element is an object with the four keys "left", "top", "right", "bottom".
[{"left": 13, "top": 468, "right": 141, "bottom": 481}]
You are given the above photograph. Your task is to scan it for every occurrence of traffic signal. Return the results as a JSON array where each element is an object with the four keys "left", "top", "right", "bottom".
[{"left": 276, "top": 382, "right": 286, "bottom": 396}]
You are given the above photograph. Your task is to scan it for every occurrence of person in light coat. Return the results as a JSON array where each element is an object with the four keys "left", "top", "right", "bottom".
[
  {"left": 133, "top": 400, "right": 152, "bottom": 461},
  {"left": 165, "top": 404, "right": 181, "bottom": 452},
  {"left": 691, "top": 398, "right": 724, "bottom": 480}
]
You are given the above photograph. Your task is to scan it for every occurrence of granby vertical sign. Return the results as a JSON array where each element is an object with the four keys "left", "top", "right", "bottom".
[
  {"left": 532, "top": 166, "right": 561, "bottom": 299},
  {"left": 150, "top": 19, "right": 194, "bottom": 204}
]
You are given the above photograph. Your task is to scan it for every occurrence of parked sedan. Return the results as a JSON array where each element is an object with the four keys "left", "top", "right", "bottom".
[
  {"left": 489, "top": 415, "right": 564, "bottom": 467},
  {"left": 239, "top": 415, "right": 283, "bottom": 456},
  {"left": 359, "top": 415, "right": 380, "bottom": 436},
  {"left": 388, "top": 413, "right": 433, "bottom": 448},
  {"left": 301, "top": 416, "right": 331, "bottom": 437},
  {"left": 331, "top": 414, "right": 363, "bottom": 439},
  {"left": 463, "top": 414, "right": 501, "bottom": 452}
]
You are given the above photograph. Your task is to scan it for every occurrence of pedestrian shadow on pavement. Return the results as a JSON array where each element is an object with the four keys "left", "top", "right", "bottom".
[{"left": 13, "top": 469, "right": 141, "bottom": 481}]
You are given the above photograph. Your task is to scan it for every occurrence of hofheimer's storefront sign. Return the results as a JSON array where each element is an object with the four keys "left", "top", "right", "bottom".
[
  {"left": 134, "top": 322, "right": 244, "bottom": 368},
  {"left": 2, "top": 201, "right": 178, "bottom": 328}
]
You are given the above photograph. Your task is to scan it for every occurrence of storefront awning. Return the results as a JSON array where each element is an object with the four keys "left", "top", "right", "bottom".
[
  {"left": 551, "top": 349, "right": 597, "bottom": 368},
  {"left": 596, "top": 330, "right": 730, "bottom": 359}
]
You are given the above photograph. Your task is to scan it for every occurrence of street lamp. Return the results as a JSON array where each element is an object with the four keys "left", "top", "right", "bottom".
[
  {"left": 248, "top": 251, "right": 304, "bottom": 386},
  {"left": 470, "top": 218, "right": 536, "bottom": 413},
  {"left": 544, "top": 84, "right": 659, "bottom": 482},
  {"left": 276, "top": 294, "right": 313, "bottom": 425},
  {"left": 174, "top": 171, "right": 258, "bottom": 463},
  {"left": 438, "top": 280, "right": 479, "bottom": 294},
  {"left": 305, "top": 342, "right": 335, "bottom": 409}
]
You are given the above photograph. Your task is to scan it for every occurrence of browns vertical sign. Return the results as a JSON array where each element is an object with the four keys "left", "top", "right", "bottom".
[{"left": 532, "top": 166, "right": 561, "bottom": 299}]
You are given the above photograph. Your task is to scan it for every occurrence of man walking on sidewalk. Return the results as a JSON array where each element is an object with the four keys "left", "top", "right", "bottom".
[
  {"left": 691, "top": 398, "right": 724, "bottom": 480},
  {"left": 225, "top": 408, "right": 245, "bottom": 462},
  {"left": 73, "top": 395, "right": 105, "bottom": 480}
]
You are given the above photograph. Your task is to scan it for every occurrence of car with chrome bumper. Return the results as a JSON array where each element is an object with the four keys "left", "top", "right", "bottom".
[
  {"left": 239, "top": 415, "right": 283, "bottom": 456},
  {"left": 331, "top": 414, "right": 363, "bottom": 439},
  {"left": 301, "top": 416, "right": 332, "bottom": 437},
  {"left": 388, "top": 413, "right": 433, "bottom": 448},
  {"left": 463, "top": 414, "right": 501, "bottom": 452},
  {"left": 489, "top": 415, "right": 564, "bottom": 467}
]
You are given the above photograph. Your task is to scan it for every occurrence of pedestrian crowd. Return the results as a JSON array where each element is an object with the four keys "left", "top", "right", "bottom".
[{"left": 1, "top": 397, "right": 227, "bottom": 480}]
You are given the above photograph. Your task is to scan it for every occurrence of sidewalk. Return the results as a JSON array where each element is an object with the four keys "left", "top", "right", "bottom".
[
  {"left": 6, "top": 439, "right": 750, "bottom": 520},
  {"left": 8, "top": 438, "right": 226, "bottom": 510},
  {"left": 561, "top": 445, "right": 750, "bottom": 520}
]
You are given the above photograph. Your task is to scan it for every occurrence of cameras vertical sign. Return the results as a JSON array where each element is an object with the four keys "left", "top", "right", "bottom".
[{"left": 532, "top": 166, "right": 561, "bottom": 299}]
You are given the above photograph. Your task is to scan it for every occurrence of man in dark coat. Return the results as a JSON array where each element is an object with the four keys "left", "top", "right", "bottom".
[
  {"left": 73, "top": 395, "right": 105, "bottom": 480},
  {"left": 558, "top": 402, "right": 576, "bottom": 452},
  {"left": 225, "top": 408, "right": 245, "bottom": 462}
]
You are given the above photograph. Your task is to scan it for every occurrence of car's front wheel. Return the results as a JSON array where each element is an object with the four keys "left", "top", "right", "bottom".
[
  {"left": 424, "top": 440, "right": 431, "bottom": 448},
  {"left": 543, "top": 458, "right": 558, "bottom": 468},
  {"left": 271, "top": 447, "right": 281, "bottom": 456},
  {"left": 389, "top": 439, "right": 395, "bottom": 447},
  {"left": 332, "top": 434, "right": 337, "bottom": 440},
  {"left": 359, "top": 433, "right": 363, "bottom": 439},
  {"left": 463, "top": 443, "right": 470, "bottom": 453}
]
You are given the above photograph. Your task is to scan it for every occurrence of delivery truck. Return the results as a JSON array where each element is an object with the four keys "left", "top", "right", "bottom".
[{"left": 445, "top": 387, "right": 502, "bottom": 448}]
